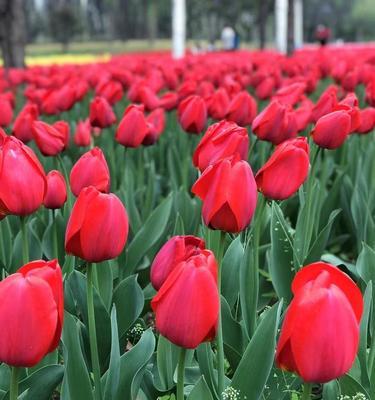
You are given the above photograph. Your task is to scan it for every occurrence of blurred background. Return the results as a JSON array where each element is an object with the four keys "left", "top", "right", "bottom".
[{"left": 0, "top": 0, "right": 374, "bottom": 67}]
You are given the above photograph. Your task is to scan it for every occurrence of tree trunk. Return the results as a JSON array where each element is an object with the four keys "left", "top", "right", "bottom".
[
  {"left": 287, "top": 0, "right": 294, "bottom": 55},
  {"left": 258, "top": 0, "right": 269, "bottom": 49},
  {"left": 0, "top": 0, "right": 26, "bottom": 68}
]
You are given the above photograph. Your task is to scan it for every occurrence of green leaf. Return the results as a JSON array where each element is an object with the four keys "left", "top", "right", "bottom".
[
  {"left": 103, "top": 307, "right": 121, "bottom": 400},
  {"left": 221, "top": 237, "right": 244, "bottom": 308},
  {"left": 357, "top": 243, "right": 375, "bottom": 285},
  {"left": 62, "top": 313, "right": 93, "bottom": 400},
  {"left": 358, "top": 283, "right": 372, "bottom": 391},
  {"left": 156, "top": 335, "right": 179, "bottom": 391},
  {"left": 16, "top": 365, "right": 64, "bottom": 400},
  {"left": 305, "top": 209, "right": 341, "bottom": 264},
  {"left": 269, "top": 202, "right": 295, "bottom": 302},
  {"left": 187, "top": 377, "right": 214, "bottom": 400},
  {"left": 339, "top": 374, "right": 370, "bottom": 398},
  {"left": 125, "top": 195, "right": 173, "bottom": 276},
  {"left": 114, "top": 329, "right": 155, "bottom": 400},
  {"left": 196, "top": 343, "right": 219, "bottom": 400},
  {"left": 323, "top": 380, "right": 340, "bottom": 400},
  {"left": 239, "top": 245, "right": 258, "bottom": 339},
  {"left": 113, "top": 275, "right": 144, "bottom": 339},
  {"left": 231, "top": 301, "right": 283, "bottom": 400}
]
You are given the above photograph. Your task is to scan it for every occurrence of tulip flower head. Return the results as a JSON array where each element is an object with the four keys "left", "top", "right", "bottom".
[
  {"left": 151, "top": 250, "right": 219, "bottom": 349},
  {"left": 0, "top": 259, "right": 63, "bottom": 367},
  {"left": 276, "top": 262, "right": 363, "bottom": 383}
]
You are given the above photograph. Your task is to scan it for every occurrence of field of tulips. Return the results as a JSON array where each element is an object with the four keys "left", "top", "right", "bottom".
[{"left": 0, "top": 44, "right": 375, "bottom": 400}]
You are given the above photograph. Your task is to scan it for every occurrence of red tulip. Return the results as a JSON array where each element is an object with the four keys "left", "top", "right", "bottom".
[
  {"left": 65, "top": 186, "right": 129, "bottom": 262},
  {"left": 208, "top": 88, "right": 230, "bottom": 120},
  {"left": 12, "top": 103, "right": 39, "bottom": 143},
  {"left": 115, "top": 104, "right": 149, "bottom": 148},
  {"left": 0, "top": 136, "right": 46, "bottom": 216},
  {"left": 74, "top": 119, "right": 92, "bottom": 147},
  {"left": 192, "top": 156, "right": 257, "bottom": 233},
  {"left": 226, "top": 91, "right": 257, "bottom": 127},
  {"left": 294, "top": 97, "right": 313, "bottom": 132},
  {"left": 95, "top": 80, "right": 123, "bottom": 105},
  {"left": 151, "top": 250, "right": 219, "bottom": 349},
  {"left": 276, "top": 262, "right": 363, "bottom": 383},
  {"left": 193, "top": 120, "right": 249, "bottom": 172},
  {"left": 32, "top": 120, "right": 69, "bottom": 156},
  {"left": 272, "top": 82, "right": 306, "bottom": 107},
  {"left": 335, "top": 93, "right": 361, "bottom": 133},
  {"left": 311, "top": 110, "right": 351, "bottom": 149},
  {"left": 357, "top": 107, "right": 375, "bottom": 134},
  {"left": 252, "top": 100, "right": 298, "bottom": 145},
  {"left": 70, "top": 147, "right": 110, "bottom": 196},
  {"left": 310, "top": 85, "right": 338, "bottom": 123},
  {"left": 177, "top": 95, "right": 207, "bottom": 134},
  {"left": 138, "top": 85, "right": 160, "bottom": 111},
  {"left": 89, "top": 96, "right": 116, "bottom": 128},
  {"left": 255, "top": 137, "right": 310, "bottom": 200},
  {"left": 255, "top": 76, "right": 275, "bottom": 100},
  {"left": 44, "top": 170, "right": 67, "bottom": 209},
  {"left": 145, "top": 108, "right": 166, "bottom": 145},
  {"left": 159, "top": 91, "right": 179, "bottom": 111},
  {"left": 0, "top": 259, "right": 63, "bottom": 367},
  {"left": 151, "top": 235, "right": 206, "bottom": 290},
  {"left": 0, "top": 97, "right": 13, "bottom": 127}
]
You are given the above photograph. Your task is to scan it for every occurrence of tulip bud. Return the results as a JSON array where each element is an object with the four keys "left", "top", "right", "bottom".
[
  {"left": 159, "top": 91, "right": 179, "bottom": 111},
  {"left": 276, "top": 262, "right": 363, "bottom": 383},
  {"left": 65, "top": 186, "right": 129, "bottom": 262},
  {"left": 44, "top": 170, "right": 67, "bottom": 209},
  {"left": 255, "top": 137, "right": 310, "bottom": 200},
  {"left": 151, "top": 235, "right": 206, "bottom": 290},
  {"left": 193, "top": 120, "right": 249, "bottom": 172},
  {"left": 192, "top": 156, "right": 257, "bottom": 233},
  {"left": 357, "top": 107, "right": 375, "bottom": 134},
  {"left": 32, "top": 120, "right": 69, "bottom": 156},
  {"left": 74, "top": 119, "right": 92, "bottom": 147},
  {"left": 310, "top": 84, "right": 338, "bottom": 123},
  {"left": 115, "top": 104, "right": 149, "bottom": 148},
  {"left": 151, "top": 250, "right": 219, "bottom": 349},
  {"left": 272, "top": 82, "right": 306, "bottom": 107},
  {"left": 89, "top": 96, "right": 117, "bottom": 128},
  {"left": 252, "top": 100, "right": 298, "bottom": 145},
  {"left": 311, "top": 110, "right": 351, "bottom": 149},
  {"left": 0, "top": 136, "right": 46, "bottom": 216},
  {"left": 95, "top": 80, "right": 124, "bottom": 105},
  {"left": 70, "top": 147, "right": 110, "bottom": 196},
  {"left": 226, "top": 91, "right": 257, "bottom": 127},
  {"left": 0, "top": 97, "right": 13, "bottom": 127},
  {"left": 144, "top": 107, "right": 166, "bottom": 145},
  {"left": 12, "top": 103, "right": 39, "bottom": 143},
  {"left": 177, "top": 95, "right": 207, "bottom": 134},
  {"left": 208, "top": 88, "right": 230, "bottom": 120},
  {"left": 0, "top": 259, "right": 63, "bottom": 367}
]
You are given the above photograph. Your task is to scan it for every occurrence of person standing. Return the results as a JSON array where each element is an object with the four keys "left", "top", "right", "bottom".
[{"left": 221, "top": 25, "right": 235, "bottom": 50}]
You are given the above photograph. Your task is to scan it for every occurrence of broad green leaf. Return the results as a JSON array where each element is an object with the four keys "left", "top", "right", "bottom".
[
  {"left": 339, "top": 374, "right": 370, "bottom": 398},
  {"left": 156, "top": 335, "right": 179, "bottom": 391},
  {"left": 269, "top": 202, "right": 294, "bottom": 302},
  {"left": 62, "top": 313, "right": 93, "bottom": 400},
  {"left": 125, "top": 195, "right": 173, "bottom": 275},
  {"left": 231, "top": 301, "right": 283, "bottom": 400},
  {"left": 103, "top": 307, "right": 121, "bottom": 400},
  {"left": 113, "top": 275, "right": 144, "bottom": 339},
  {"left": 187, "top": 377, "right": 214, "bottom": 400},
  {"left": 239, "top": 245, "right": 258, "bottom": 339},
  {"left": 221, "top": 237, "right": 244, "bottom": 308},
  {"left": 196, "top": 343, "right": 219, "bottom": 400}
]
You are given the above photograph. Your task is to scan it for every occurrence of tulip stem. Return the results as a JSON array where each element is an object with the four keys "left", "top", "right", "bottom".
[
  {"left": 301, "top": 382, "right": 312, "bottom": 400},
  {"left": 9, "top": 366, "right": 19, "bottom": 400},
  {"left": 20, "top": 216, "right": 29, "bottom": 264},
  {"left": 216, "top": 231, "right": 226, "bottom": 398},
  {"left": 52, "top": 210, "right": 59, "bottom": 261},
  {"left": 86, "top": 263, "right": 102, "bottom": 400},
  {"left": 176, "top": 347, "right": 186, "bottom": 400}
]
